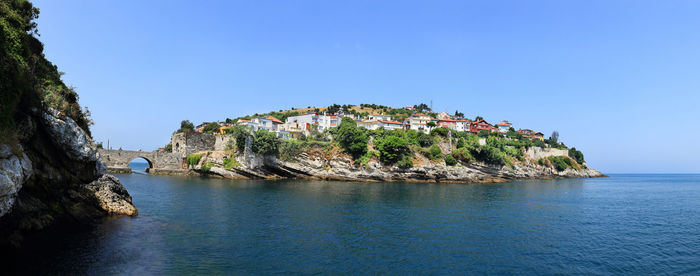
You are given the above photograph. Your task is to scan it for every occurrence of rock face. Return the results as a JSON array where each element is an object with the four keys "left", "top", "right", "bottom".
[
  {"left": 0, "top": 109, "right": 137, "bottom": 248},
  {"left": 0, "top": 145, "right": 33, "bottom": 218}
]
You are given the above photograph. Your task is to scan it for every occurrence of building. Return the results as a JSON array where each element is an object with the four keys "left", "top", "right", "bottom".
[
  {"left": 496, "top": 121, "right": 513, "bottom": 133},
  {"left": 437, "top": 118, "right": 457, "bottom": 130},
  {"left": 470, "top": 119, "right": 496, "bottom": 133},
  {"left": 285, "top": 113, "right": 339, "bottom": 132},
  {"left": 407, "top": 113, "right": 435, "bottom": 133},
  {"left": 455, "top": 119, "right": 471, "bottom": 132},
  {"left": 368, "top": 114, "right": 392, "bottom": 121},
  {"left": 357, "top": 120, "right": 379, "bottom": 130},
  {"left": 249, "top": 116, "right": 283, "bottom": 132},
  {"left": 377, "top": 120, "right": 404, "bottom": 130}
]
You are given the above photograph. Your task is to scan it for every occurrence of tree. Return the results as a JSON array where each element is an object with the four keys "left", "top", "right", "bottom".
[
  {"left": 427, "top": 121, "right": 437, "bottom": 128},
  {"left": 230, "top": 125, "right": 250, "bottom": 152},
  {"left": 335, "top": 117, "right": 368, "bottom": 159},
  {"left": 376, "top": 136, "right": 411, "bottom": 164},
  {"left": 475, "top": 116, "right": 484, "bottom": 121},
  {"left": 164, "top": 143, "right": 172, "bottom": 152},
  {"left": 550, "top": 131, "right": 559, "bottom": 143},
  {"left": 454, "top": 110, "right": 464, "bottom": 118},
  {"left": 178, "top": 120, "right": 195, "bottom": 133},
  {"left": 202, "top": 122, "right": 221, "bottom": 134},
  {"left": 569, "top": 147, "right": 585, "bottom": 165},
  {"left": 252, "top": 129, "right": 279, "bottom": 156},
  {"left": 413, "top": 103, "right": 430, "bottom": 112}
]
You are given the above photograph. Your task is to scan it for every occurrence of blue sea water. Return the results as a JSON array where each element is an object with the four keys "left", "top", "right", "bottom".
[{"left": 7, "top": 172, "right": 700, "bottom": 275}]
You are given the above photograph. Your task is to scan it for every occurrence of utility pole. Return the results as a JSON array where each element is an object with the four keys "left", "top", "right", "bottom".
[
  {"left": 107, "top": 139, "right": 110, "bottom": 150},
  {"left": 430, "top": 100, "right": 433, "bottom": 112}
]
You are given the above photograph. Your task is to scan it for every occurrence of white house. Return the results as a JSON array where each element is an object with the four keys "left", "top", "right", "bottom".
[
  {"left": 285, "top": 113, "right": 339, "bottom": 132},
  {"left": 249, "top": 116, "right": 283, "bottom": 132},
  {"left": 497, "top": 120, "right": 513, "bottom": 133},
  {"left": 407, "top": 113, "right": 435, "bottom": 133},
  {"left": 369, "top": 114, "right": 392, "bottom": 121},
  {"left": 377, "top": 120, "right": 404, "bottom": 130},
  {"left": 357, "top": 120, "right": 379, "bottom": 130}
]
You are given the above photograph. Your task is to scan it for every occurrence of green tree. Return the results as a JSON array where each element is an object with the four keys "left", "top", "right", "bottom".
[
  {"left": 229, "top": 125, "right": 249, "bottom": 152},
  {"left": 427, "top": 121, "right": 437, "bottom": 128},
  {"left": 252, "top": 129, "right": 279, "bottom": 156},
  {"left": 375, "top": 136, "right": 410, "bottom": 164},
  {"left": 429, "top": 144, "right": 443, "bottom": 160},
  {"left": 335, "top": 117, "right": 368, "bottom": 159},
  {"left": 178, "top": 120, "right": 194, "bottom": 133},
  {"left": 202, "top": 122, "right": 221, "bottom": 134}
]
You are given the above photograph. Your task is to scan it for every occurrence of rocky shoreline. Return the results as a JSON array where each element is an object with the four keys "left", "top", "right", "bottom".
[{"left": 175, "top": 149, "right": 605, "bottom": 184}]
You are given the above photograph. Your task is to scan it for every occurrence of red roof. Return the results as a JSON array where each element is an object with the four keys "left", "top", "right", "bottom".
[
  {"left": 438, "top": 119, "right": 456, "bottom": 122},
  {"left": 257, "top": 116, "right": 283, "bottom": 124},
  {"left": 378, "top": 120, "right": 403, "bottom": 125}
]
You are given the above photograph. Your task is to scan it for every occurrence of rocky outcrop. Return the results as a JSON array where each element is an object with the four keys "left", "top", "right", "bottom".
[{"left": 0, "top": 109, "right": 137, "bottom": 248}]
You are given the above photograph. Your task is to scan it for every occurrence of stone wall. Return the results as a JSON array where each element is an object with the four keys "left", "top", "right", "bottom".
[
  {"left": 171, "top": 132, "right": 216, "bottom": 157},
  {"left": 214, "top": 135, "right": 232, "bottom": 151},
  {"left": 524, "top": 147, "right": 569, "bottom": 160}
]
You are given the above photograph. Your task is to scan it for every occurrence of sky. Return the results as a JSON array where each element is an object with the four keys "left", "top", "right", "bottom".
[{"left": 33, "top": 0, "right": 700, "bottom": 173}]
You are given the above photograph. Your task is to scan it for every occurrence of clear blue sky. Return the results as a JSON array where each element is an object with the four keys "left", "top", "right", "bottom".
[{"left": 33, "top": 0, "right": 700, "bottom": 173}]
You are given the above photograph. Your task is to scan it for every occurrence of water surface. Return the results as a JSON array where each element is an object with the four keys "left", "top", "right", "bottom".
[{"left": 8, "top": 172, "right": 700, "bottom": 274}]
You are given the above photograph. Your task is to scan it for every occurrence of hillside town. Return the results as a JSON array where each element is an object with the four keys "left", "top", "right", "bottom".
[{"left": 191, "top": 105, "right": 546, "bottom": 141}]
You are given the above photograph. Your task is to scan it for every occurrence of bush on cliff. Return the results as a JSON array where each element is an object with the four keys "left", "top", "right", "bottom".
[
  {"left": 252, "top": 129, "right": 280, "bottom": 156},
  {"left": 472, "top": 145, "right": 511, "bottom": 167},
  {"left": 444, "top": 154, "right": 457, "bottom": 166},
  {"left": 334, "top": 117, "right": 368, "bottom": 159},
  {"left": 569, "top": 147, "right": 585, "bottom": 165},
  {"left": 396, "top": 155, "right": 413, "bottom": 169},
  {"left": 451, "top": 147, "right": 474, "bottom": 163},
  {"left": 279, "top": 140, "right": 304, "bottom": 161},
  {"left": 375, "top": 135, "right": 410, "bottom": 164},
  {"left": 186, "top": 154, "right": 202, "bottom": 168},
  {"left": 227, "top": 125, "right": 249, "bottom": 152},
  {"left": 429, "top": 145, "right": 443, "bottom": 160},
  {"left": 223, "top": 157, "right": 240, "bottom": 169}
]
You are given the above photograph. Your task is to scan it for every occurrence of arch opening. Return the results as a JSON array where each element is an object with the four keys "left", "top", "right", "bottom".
[{"left": 129, "top": 157, "right": 153, "bottom": 174}]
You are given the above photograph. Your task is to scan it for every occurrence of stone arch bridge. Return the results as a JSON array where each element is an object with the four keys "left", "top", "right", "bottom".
[{"left": 98, "top": 149, "right": 185, "bottom": 173}]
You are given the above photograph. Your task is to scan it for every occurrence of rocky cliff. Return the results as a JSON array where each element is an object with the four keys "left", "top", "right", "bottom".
[
  {"left": 186, "top": 145, "right": 604, "bottom": 183},
  {"left": 0, "top": 109, "right": 137, "bottom": 248}
]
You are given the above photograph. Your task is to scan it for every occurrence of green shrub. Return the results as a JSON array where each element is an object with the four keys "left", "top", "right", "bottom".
[
  {"left": 456, "top": 138, "right": 465, "bottom": 149},
  {"left": 164, "top": 143, "right": 172, "bottom": 152},
  {"left": 252, "top": 129, "right": 280, "bottom": 156},
  {"left": 472, "top": 145, "right": 511, "bottom": 167},
  {"left": 451, "top": 147, "right": 474, "bottom": 163},
  {"left": 547, "top": 156, "right": 570, "bottom": 171},
  {"left": 279, "top": 140, "right": 304, "bottom": 161},
  {"left": 429, "top": 145, "right": 443, "bottom": 160},
  {"left": 444, "top": 154, "right": 457, "bottom": 166},
  {"left": 396, "top": 155, "right": 413, "bottom": 169},
  {"left": 416, "top": 132, "right": 434, "bottom": 147},
  {"left": 375, "top": 136, "right": 411, "bottom": 164},
  {"left": 569, "top": 147, "right": 585, "bottom": 164},
  {"left": 186, "top": 154, "right": 203, "bottom": 168},
  {"left": 201, "top": 161, "right": 214, "bottom": 172},
  {"left": 357, "top": 150, "right": 379, "bottom": 166},
  {"left": 430, "top": 127, "right": 449, "bottom": 137},
  {"left": 223, "top": 157, "right": 240, "bottom": 169}
]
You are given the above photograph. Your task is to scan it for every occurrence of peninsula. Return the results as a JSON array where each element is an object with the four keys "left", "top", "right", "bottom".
[{"left": 101, "top": 104, "right": 604, "bottom": 183}]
